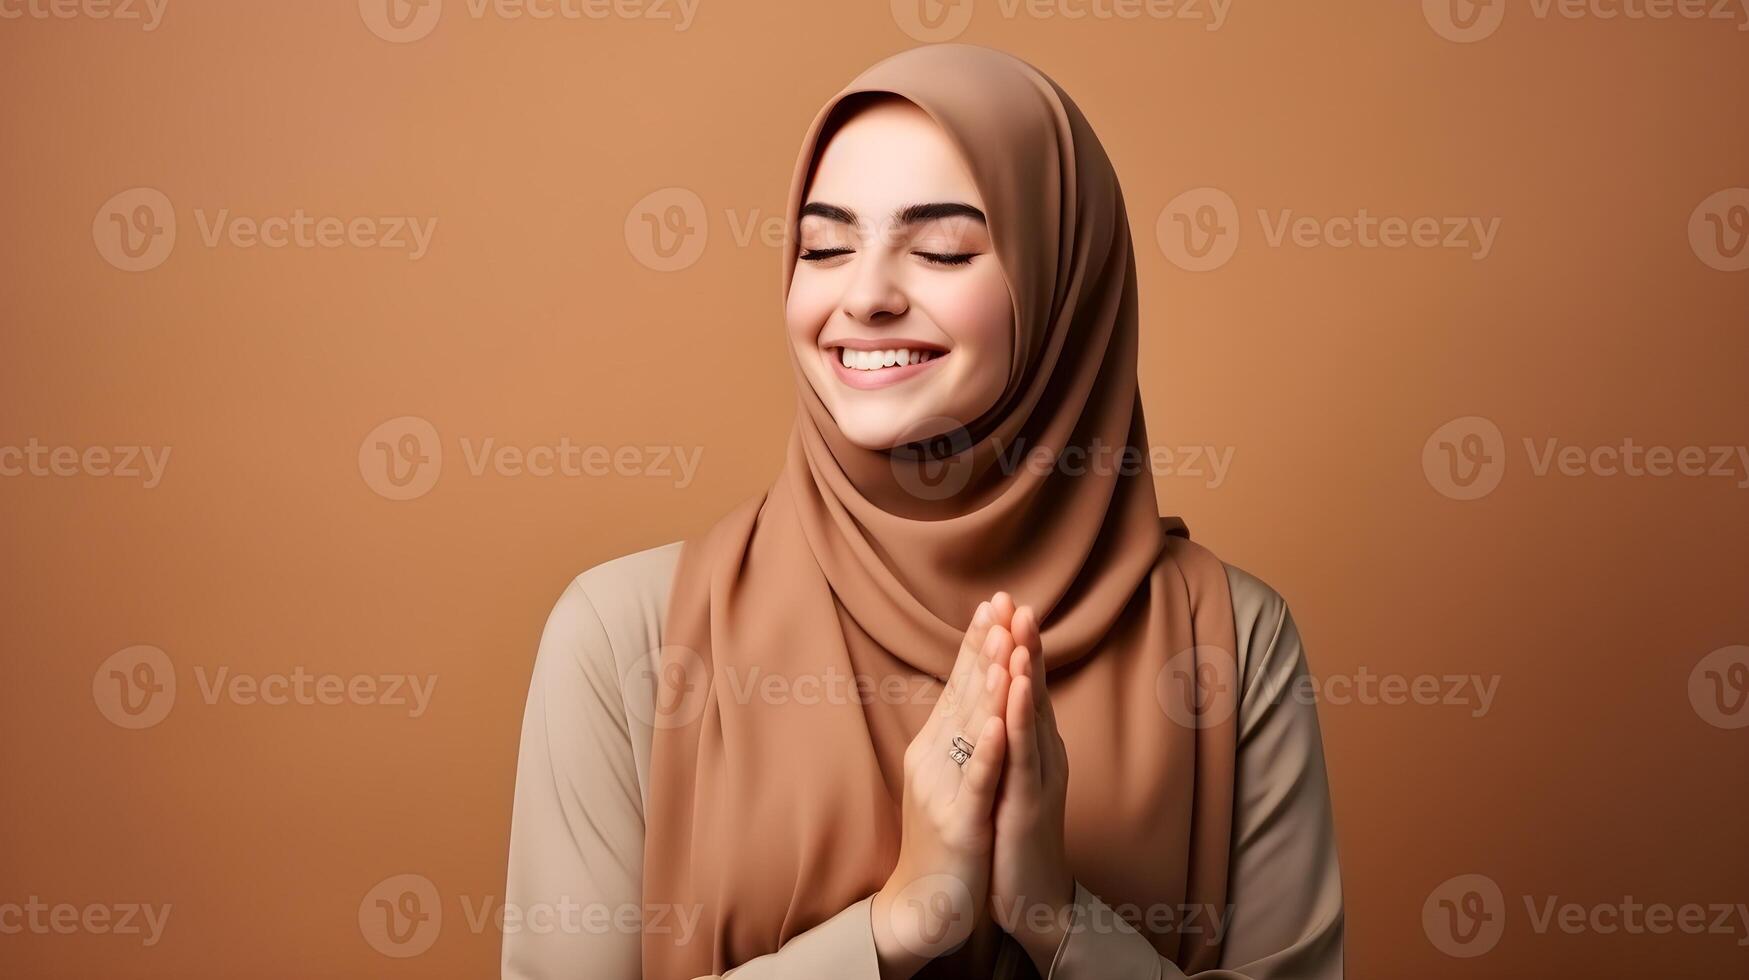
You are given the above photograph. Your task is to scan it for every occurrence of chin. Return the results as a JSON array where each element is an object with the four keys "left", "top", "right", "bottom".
[
  {"left": 836, "top": 420, "right": 914, "bottom": 452},
  {"left": 836, "top": 412, "right": 961, "bottom": 451}
]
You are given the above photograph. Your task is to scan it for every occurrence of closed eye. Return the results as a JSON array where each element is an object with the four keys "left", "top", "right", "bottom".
[
  {"left": 915, "top": 251, "right": 977, "bottom": 266},
  {"left": 798, "top": 248, "right": 979, "bottom": 266}
]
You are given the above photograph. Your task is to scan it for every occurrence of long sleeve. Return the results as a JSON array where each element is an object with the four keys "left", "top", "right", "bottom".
[
  {"left": 1041, "top": 564, "right": 1346, "bottom": 980},
  {"left": 502, "top": 545, "right": 885, "bottom": 979}
]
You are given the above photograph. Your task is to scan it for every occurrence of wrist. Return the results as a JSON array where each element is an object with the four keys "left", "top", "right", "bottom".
[
  {"left": 873, "top": 867, "right": 983, "bottom": 980},
  {"left": 871, "top": 882, "right": 926, "bottom": 980},
  {"left": 1011, "top": 876, "right": 1077, "bottom": 974}
]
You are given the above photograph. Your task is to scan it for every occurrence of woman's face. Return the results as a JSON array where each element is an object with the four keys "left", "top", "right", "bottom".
[{"left": 787, "top": 96, "right": 1014, "bottom": 450}]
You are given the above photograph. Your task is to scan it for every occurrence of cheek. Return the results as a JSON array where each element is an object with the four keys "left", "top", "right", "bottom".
[
  {"left": 931, "top": 268, "right": 1012, "bottom": 356},
  {"left": 784, "top": 270, "right": 835, "bottom": 348}
]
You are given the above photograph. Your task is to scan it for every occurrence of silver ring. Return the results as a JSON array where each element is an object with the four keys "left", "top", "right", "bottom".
[{"left": 949, "top": 734, "right": 974, "bottom": 767}]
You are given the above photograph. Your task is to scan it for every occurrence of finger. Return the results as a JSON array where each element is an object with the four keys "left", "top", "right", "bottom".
[
  {"left": 932, "top": 600, "right": 994, "bottom": 725},
  {"left": 957, "top": 629, "right": 1013, "bottom": 731},
  {"left": 1006, "top": 674, "right": 1040, "bottom": 788},
  {"left": 959, "top": 713, "right": 1007, "bottom": 817},
  {"left": 1011, "top": 606, "right": 1051, "bottom": 718},
  {"left": 988, "top": 591, "right": 1017, "bottom": 631}
]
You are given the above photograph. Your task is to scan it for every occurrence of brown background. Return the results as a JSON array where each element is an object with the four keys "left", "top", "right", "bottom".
[{"left": 3, "top": 1, "right": 1747, "bottom": 977}]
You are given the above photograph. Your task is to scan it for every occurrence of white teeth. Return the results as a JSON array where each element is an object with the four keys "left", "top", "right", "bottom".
[{"left": 837, "top": 347, "right": 940, "bottom": 371}]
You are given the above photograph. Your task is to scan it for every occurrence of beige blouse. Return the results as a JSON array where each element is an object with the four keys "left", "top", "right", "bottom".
[{"left": 503, "top": 540, "right": 1343, "bottom": 979}]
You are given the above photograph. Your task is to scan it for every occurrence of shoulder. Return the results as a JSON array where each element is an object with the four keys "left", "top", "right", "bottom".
[
  {"left": 570, "top": 539, "right": 685, "bottom": 625},
  {"left": 1223, "top": 560, "right": 1291, "bottom": 667},
  {"left": 1220, "top": 560, "right": 1313, "bottom": 736},
  {"left": 538, "top": 540, "right": 685, "bottom": 677}
]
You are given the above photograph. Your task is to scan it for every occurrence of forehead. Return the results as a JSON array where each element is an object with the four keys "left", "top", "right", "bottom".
[{"left": 804, "top": 97, "right": 986, "bottom": 214}]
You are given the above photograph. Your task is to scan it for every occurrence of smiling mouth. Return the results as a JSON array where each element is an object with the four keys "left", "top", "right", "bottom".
[
  {"left": 835, "top": 346, "right": 944, "bottom": 371},
  {"left": 825, "top": 344, "right": 949, "bottom": 390}
]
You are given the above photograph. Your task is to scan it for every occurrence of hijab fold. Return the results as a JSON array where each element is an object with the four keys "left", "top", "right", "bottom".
[{"left": 643, "top": 43, "right": 1239, "bottom": 979}]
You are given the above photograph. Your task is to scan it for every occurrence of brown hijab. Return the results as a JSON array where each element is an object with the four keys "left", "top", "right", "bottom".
[{"left": 643, "top": 43, "right": 1239, "bottom": 979}]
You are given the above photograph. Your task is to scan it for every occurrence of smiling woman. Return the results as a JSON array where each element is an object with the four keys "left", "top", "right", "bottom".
[{"left": 504, "top": 43, "right": 1342, "bottom": 980}]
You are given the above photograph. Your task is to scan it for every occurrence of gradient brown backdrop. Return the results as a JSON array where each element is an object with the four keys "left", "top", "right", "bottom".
[{"left": 3, "top": 1, "right": 1747, "bottom": 977}]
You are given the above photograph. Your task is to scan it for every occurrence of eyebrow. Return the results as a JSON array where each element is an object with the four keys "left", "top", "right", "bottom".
[{"left": 799, "top": 201, "right": 987, "bottom": 226}]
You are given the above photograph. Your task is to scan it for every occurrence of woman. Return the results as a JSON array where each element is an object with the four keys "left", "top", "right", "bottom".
[{"left": 504, "top": 43, "right": 1342, "bottom": 980}]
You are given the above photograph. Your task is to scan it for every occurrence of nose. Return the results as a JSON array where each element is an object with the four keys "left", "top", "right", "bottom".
[{"left": 841, "top": 251, "right": 908, "bottom": 324}]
